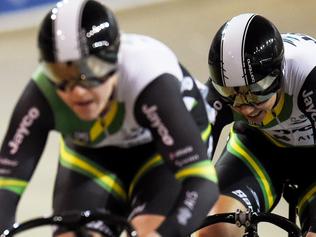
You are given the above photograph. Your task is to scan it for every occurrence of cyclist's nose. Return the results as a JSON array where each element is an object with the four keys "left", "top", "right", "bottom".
[{"left": 69, "top": 84, "right": 89, "bottom": 96}]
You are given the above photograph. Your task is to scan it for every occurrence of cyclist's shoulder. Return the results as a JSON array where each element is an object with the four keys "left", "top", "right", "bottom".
[
  {"left": 282, "top": 32, "right": 316, "bottom": 45},
  {"left": 118, "top": 33, "right": 182, "bottom": 99},
  {"left": 282, "top": 32, "right": 316, "bottom": 59},
  {"left": 121, "top": 33, "right": 172, "bottom": 52},
  {"left": 119, "top": 33, "right": 180, "bottom": 75},
  {"left": 281, "top": 33, "right": 316, "bottom": 91}
]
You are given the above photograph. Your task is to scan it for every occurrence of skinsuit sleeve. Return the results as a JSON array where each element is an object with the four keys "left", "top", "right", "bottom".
[
  {"left": 134, "top": 74, "right": 219, "bottom": 237},
  {"left": 0, "top": 80, "right": 54, "bottom": 232}
]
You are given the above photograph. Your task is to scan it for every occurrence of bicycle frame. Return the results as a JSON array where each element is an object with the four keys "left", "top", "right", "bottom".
[
  {"left": 0, "top": 210, "right": 137, "bottom": 237},
  {"left": 1, "top": 209, "right": 302, "bottom": 237},
  {"left": 195, "top": 209, "right": 302, "bottom": 237}
]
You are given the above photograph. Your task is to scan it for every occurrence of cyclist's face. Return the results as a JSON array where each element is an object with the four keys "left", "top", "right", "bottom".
[
  {"left": 232, "top": 93, "right": 278, "bottom": 124},
  {"left": 57, "top": 73, "right": 118, "bottom": 121}
]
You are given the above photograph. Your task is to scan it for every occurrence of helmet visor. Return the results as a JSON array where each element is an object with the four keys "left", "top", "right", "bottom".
[
  {"left": 43, "top": 56, "right": 117, "bottom": 91},
  {"left": 212, "top": 69, "right": 281, "bottom": 106}
]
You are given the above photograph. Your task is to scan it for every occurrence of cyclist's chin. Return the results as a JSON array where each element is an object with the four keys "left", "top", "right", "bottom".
[{"left": 245, "top": 111, "right": 266, "bottom": 124}]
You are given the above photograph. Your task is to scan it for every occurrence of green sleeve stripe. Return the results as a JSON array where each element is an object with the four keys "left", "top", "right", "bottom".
[
  {"left": 201, "top": 123, "right": 212, "bottom": 142},
  {"left": 128, "top": 154, "right": 163, "bottom": 198},
  {"left": 175, "top": 160, "right": 218, "bottom": 183},
  {"left": 227, "top": 131, "right": 276, "bottom": 210},
  {"left": 297, "top": 183, "right": 316, "bottom": 217},
  {"left": 60, "top": 139, "right": 127, "bottom": 201},
  {"left": 0, "top": 178, "right": 28, "bottom": 195}
]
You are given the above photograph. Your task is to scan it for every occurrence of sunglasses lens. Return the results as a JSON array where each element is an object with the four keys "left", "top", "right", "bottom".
[
  {"left": 43, "top": 57, "right": 117, "bottom": 91},
  {"left": 211, "top": 70, "right": 280, "bottom": 106},
  {"left": 78, "top": 69, "right": 117, "bottom": 88}
]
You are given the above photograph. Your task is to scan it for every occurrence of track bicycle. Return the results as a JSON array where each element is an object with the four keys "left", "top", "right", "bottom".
[
  {"left": 1, "top": 207, "right": 302, "bottom": 237},
  {"left": 1, "top": 209, "right": 301, "bottom": 237},
  {"left": 193, "top": 209, "right": 302, "bottom": 237},
  {"left": 0, "top": 210, "right": 137, "bottom": 237}
]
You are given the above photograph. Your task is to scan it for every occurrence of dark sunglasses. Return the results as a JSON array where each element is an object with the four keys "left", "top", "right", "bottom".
[
  {"left": 43, "top": 56, "right": 118, "bottom": 91},
  {"left": 212, "top": 69, "right": 280, "bottom": 107},
  {"left": 50, "top": 69, "right": 117, "bottom": 91}
]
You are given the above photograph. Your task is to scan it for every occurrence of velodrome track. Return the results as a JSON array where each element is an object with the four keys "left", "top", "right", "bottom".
[{"left": 0, "top": 0, "right": 315, "bottom": 236}]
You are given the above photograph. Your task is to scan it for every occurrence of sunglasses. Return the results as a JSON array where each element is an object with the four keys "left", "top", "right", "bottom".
[
  {"left": 43, "top": 56, "right": 117, "bottom": 91},
  {"left": 49, "top": 69, "right": 117, "bottom": 91},
  {"left": 212, "top": 69, "right": 280, "bottom": 106},
  {"left": 226, "top": 92, "right": 274, "bottom": 107}
]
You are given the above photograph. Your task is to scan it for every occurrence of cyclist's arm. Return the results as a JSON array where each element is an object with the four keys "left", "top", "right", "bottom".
[
  {"left": 0, "top": 80, "right": 54, "bottom": 231},
  {"left": 134, "top": 74, "right": 219, "bottom": 237},
  {"left": 205, "top": 80, "right": 234, "bottom": 158}
]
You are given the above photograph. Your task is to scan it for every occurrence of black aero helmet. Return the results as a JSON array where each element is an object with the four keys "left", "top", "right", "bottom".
[
  {"left": 208, "top": 13, "right": 284, "bottom": 97},
  {"left": 38, "top": 0, "right": 120, "bottom": 64}
]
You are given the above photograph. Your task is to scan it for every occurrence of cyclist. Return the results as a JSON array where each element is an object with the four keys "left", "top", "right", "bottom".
[
  {"left": 196, "top": 13, "right": 316, "bottom": 237},
  {"left": 0, "top": 0, "right": 219, "bottom": 236}
]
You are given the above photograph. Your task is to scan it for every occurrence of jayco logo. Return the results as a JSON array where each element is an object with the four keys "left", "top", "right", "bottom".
[
  {"left": 142, "top": 104, "right": 174, "bottom": 146},
  {"left": 8, "top": 107, "right": 40, "bottom": 155},
  {"left": 302, "top": 90, "right": 316, "bottom": 128}
]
